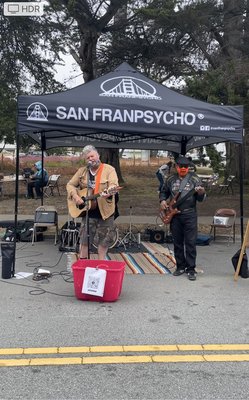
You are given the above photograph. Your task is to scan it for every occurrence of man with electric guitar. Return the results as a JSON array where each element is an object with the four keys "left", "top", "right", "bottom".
[
  {"left": 159, "top": 156, "right": 206, "bottom": 281},
  {"left": 66, "top": 145, "right": 120, "bottom": 260}
]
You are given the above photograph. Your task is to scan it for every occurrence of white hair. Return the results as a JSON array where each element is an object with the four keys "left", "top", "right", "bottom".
[{"left": 82, "top": 145, "right": 98, "bottom": 157}]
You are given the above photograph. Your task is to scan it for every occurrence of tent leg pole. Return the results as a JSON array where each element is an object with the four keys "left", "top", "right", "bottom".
[
  {"left": 239, "top": 143, "right": 244, "bottom": 244},
  {"left": 13, "top": 133, "right": 21, "bottom": 277}
]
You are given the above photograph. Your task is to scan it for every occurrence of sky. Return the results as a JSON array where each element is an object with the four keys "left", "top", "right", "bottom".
[{"left": 54, "top": 54, "right": 83, "bottom": 88}]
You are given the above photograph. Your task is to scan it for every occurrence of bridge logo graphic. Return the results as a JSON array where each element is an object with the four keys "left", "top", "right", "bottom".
[
  {"left": 27, "top": 102, "right": 48, "bottom": 121},
  {"left": 100, "top": 76, "right": 161, "bottom": 100}
]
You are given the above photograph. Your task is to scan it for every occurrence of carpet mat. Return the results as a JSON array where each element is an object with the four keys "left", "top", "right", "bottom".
[
  {"left": 71, "top": 242, "right": 177, "bottom": 275},
  {"left": 88, "top": 241, "right": 177, "bottom": 274}
]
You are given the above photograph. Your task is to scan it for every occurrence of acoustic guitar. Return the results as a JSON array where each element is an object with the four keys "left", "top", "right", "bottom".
[{"left": 68, "top": 186, "right": 122, "bottom": 219}]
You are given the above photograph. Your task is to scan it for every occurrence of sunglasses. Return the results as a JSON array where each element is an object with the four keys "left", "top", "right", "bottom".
[{"left": 177, "top": 164, "right": 189, "bottom": 168}]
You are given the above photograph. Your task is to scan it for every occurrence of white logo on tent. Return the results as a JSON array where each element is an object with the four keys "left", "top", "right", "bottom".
[
  {"left": 100, "top": 76, "right": 161, "bottom": 100},
  {"left": 27, "top": 102, "right": 48, "bottom": 121}
]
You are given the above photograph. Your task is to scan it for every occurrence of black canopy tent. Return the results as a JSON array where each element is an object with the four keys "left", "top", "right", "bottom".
[
  {"left": 13, "top": 62, "right": 244, "bottom": 274},
  {"left": 17, "top": 62, "right": 243, "bottom": 152}
]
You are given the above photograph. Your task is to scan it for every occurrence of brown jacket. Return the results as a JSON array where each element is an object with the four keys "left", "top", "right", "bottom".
[{"left": 66, "top": 163, "right": 119, "bottom": 220}]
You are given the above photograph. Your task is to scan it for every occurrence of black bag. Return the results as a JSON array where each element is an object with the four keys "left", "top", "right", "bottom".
[
  {"left": 2, "top": 220, "right": 44, "bottom": 243},
  {"left": 231, "top": 249, "right": 249, "bottom": 278},
  {"left": 22, "top": 167, "right": 34, "bottom": 179}
]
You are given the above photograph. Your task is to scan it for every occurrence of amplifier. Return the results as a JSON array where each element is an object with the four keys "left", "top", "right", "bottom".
[
  {"left": 35, "top": 210, "right": 57, "bottom": 224},
  {"left": 149, "top": 230, "right": 165, "bottom": 244}
]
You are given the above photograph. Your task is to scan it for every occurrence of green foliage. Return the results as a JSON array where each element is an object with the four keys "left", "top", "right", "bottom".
[
  {"left": 205, "top": 144, "right": 224, "bottom": 174},
  {"left": 185, "top": 62, "right": 249, "bottom": 107},
  {"left": 0, "top": 84, "right": 16, "bottom": 143}
]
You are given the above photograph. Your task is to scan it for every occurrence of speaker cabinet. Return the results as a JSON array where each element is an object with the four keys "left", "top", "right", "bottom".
[
  {"left": 149, "top": 230, "right": 164, "bottom": 243},
  {"left": 35, "top": 210, "right": 57, "bottom": 224}
]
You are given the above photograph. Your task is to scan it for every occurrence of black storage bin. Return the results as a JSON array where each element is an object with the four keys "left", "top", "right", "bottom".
[{"left": 1, "top": 243, "right": 15, "bottom": 279}]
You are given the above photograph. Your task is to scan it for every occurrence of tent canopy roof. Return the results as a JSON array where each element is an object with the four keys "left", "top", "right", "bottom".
[{"left": 17, "top": 62, "right": 243, "bottom": 153}]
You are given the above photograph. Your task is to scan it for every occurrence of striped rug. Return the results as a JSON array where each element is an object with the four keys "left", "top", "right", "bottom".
[{"left": 88, "top": 242, "right": 177, "bottom": 275}]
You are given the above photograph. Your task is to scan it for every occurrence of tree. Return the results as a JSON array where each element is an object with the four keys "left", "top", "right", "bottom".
[
  {"left": 0, "top": 1, "right": 67, "bottom": 144},
  {"left": 182, "top": 0, "right": 249, "bottom": 178},
  {"left": 2, "top": 0, "right": 248, "bottom": 181},
  {"left": 50, "top": 0, "right": 133, "bottom": 182},
  {"left": 99, "top": 0, "right": 248, "bottom": 178}
]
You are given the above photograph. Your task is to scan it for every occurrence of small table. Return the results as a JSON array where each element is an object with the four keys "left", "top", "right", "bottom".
[
  {"left": 2, "top": 175, "right": 25, "bottom": 183},
  {"left": 0, "top": 175, "right": 25, "bottom": 197},
  {"left": 197, "top": 174, "right": 213, "bottom": 187}
]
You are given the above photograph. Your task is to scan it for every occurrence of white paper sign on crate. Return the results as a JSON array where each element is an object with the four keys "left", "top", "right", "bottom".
[{"left": 82, "top": 267, "right": 107, "bottom": 297}]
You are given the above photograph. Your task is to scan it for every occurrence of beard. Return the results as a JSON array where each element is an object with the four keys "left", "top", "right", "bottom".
[{"left": 87, "top": 159, "right": 101, "bottom": 168}]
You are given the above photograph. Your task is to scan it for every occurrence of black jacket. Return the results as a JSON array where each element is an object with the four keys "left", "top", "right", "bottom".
[{"left": 159, "top": 173, "right": 205, "bottom": 211}]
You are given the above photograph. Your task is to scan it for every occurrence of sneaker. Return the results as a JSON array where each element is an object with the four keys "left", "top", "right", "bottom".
[
  {"left": 187, "top": 270, "right": 196, "bottom": 281},
  {"left": 173, "top": 268, "right": 185, "bottom": 276}
]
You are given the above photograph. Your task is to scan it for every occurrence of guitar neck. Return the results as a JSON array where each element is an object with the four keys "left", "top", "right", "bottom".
[
  {"left": 170, "top": 192, "right": 181, "bottom": 209},
  {"left": 84, "top": 193, "right": 100, "bottom": 201}
]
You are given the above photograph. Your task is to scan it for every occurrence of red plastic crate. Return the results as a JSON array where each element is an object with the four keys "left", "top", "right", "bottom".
[{"left": 72, "top": 259, "right": 125, "bottom": 302}]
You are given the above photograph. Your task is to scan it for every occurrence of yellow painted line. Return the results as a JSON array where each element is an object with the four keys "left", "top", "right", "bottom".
[
  {"left": 153, "top": 355, "right": 205, "bottom": 363},
  {"left": 0, "top": 359, "right": 30, "bottom": 367},
  {"left": 1, "top": 344, "right": 249, "bottom": 356},
  {"left": 203, "top": 344, "right": 249, "bottom": 351},
  {"left": 83, "top": 355, "right": 152, "bottom": 364},
  {"left": 24, "top": 347, "right": 58, "bottom": 355},
  {"left": 0, "top": 348, "right": 24, "bottom": 355},
  {"left": 177, "top": 345, "right": 204, "bottom": 351},
  {"left": 2, "top": 353, "right": 249, "bottom": 367},
  {"left": 30, "top": 357, "right": 82, "bottom": 366},
  {"left": 123, "top": 345, "right": 177, "bottom": 352},
  {"left": 204, "top": 354, "right": 249, "bottom": 362},
  {"left": 59, "top": 346, "right": 90, "bottom": 354},
  {"left": 90, "top": 346, "right": 124, "bottom": 353}
]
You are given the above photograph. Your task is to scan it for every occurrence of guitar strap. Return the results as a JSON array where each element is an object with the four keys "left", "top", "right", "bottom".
[
  {"left": 93, "top": 163, "right": 104, "bottom": 194},
  {"left": 177, "top": 173, "right": 191, "bottom": 195},
  {"left": 174, "top": 173, "right": 194, "bottom": 208}
]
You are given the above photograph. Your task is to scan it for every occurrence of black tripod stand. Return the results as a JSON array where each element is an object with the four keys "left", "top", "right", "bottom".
[{"left": 119, "top": 206, "right": 140, "bottom": 248}]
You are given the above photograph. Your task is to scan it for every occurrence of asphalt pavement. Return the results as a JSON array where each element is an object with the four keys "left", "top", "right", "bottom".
[{"left": 0, "top": 215, "right": 249, "bottom": 399}]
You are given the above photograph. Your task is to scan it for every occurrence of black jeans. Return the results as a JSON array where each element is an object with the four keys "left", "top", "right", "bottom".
[
  {"left": 27, "top": 179, "right": 46, "bottom": 198},
  {"left": 170, "top": 210, "right": 197, "bottom": 272}
]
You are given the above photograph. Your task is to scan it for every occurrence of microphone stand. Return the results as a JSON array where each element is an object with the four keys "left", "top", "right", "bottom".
[{"left": 85, "top": 168, "right": 91, "bottom": 260}]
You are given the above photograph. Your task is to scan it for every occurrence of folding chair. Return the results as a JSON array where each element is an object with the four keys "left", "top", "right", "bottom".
[
  {"left": 210, "top": 208, "right": 236, "bottom": 244},
  {"left": 208, "top": 173, "right": 219, "bottom": 191},
  {"left": 218, "top": 175, "right": 235, "bottom": 195},
  {"left": 43, "top": 174, "right": 61, "bottom": 197}
]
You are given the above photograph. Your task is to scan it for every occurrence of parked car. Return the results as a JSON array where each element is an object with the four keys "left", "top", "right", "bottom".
[{"left": 27, "top": 150, "right": 47, "bottom": 157}]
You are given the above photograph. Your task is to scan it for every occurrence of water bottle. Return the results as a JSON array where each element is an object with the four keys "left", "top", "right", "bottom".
[{"left": 65, "top": 252, "right": 75, "bottom": 273}]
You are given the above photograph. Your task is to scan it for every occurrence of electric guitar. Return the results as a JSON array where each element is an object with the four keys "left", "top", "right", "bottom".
[
  {"left": 159, "top": 187, "right": 203, "bottom": 225},
  {"left": 68, "top": 186, "right": 122, "bottom": 219},
  {"left": 159, "top": 192, "right": 181, "bottom": 225}
]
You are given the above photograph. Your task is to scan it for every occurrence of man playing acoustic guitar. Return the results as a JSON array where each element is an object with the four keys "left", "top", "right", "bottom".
[
  {"left": 66, "top": 145, "right": 120, "bottom": 260},
  {"left": 159, "top": 156, "right": 206, "bottom": 281}
]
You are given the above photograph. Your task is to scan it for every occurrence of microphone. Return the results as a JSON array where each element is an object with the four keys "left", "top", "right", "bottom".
[{"left": 87, "top": 161, "right": 93, "bottom": 168}]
